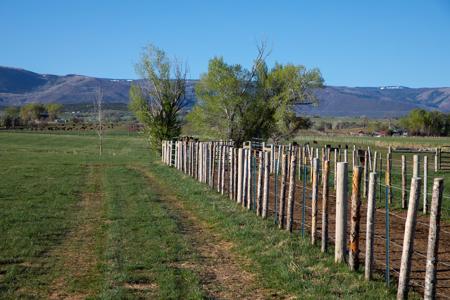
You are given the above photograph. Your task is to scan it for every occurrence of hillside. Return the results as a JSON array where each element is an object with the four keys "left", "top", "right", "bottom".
[{"left": 1, "top": 66, "right": 449, "bottom": 117}]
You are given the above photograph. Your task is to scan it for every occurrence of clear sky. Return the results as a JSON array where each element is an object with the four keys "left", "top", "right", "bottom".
[{"left": 1, "top": 0, "right": 449, "bottom": 87}]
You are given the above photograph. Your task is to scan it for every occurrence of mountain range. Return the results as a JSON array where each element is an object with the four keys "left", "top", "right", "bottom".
[{"left": 1, "top": 66, "right": 449, "bottom": 118}]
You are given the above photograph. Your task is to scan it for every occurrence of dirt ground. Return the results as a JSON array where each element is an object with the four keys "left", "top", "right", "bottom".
[{"left": 135, "top": 166, "right": 281, "bottom": 299}]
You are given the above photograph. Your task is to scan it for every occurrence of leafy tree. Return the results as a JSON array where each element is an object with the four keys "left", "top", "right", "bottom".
[
  {"left": 400, "top": 109, "right": 449, "bottom": 136},
  {"left": 20, "top": 103, "right": 45, "bottom": 124},
  {"left": 1, "top": 106, "right": 20, "bottom": 128},
  {"left": 129, "top": 44, "right": 187, "bottom": 148},
  {"left": 187, "top": 45, "right": 323, "bottom": 145},
  {"left": 45, "top": 103, "right": 63, "bottom": 121}
]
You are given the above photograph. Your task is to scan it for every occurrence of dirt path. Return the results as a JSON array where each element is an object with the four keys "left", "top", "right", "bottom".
[
  {"left": 48, "top": 165, "right": 104, "bottom": 299},
  {"left": 133, "top": 166, "right": 278, "bottom": 300}
]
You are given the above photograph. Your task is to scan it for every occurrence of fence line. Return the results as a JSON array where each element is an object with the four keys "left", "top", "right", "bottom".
[{"left": 161, "top": 139, "right": 448, "bottom": 299}]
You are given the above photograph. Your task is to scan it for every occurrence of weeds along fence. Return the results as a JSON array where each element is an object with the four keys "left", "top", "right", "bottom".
[{"left": 161, "top": 139, "right": 448, "bottom": 299}]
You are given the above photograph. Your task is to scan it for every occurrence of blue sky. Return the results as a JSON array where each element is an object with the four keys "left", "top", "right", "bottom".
[{"left": 1, "top": 0, "right": 449, "bottom": 87}]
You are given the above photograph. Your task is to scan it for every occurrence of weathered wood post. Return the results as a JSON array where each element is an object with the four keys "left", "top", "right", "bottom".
[
  {"left": 199, "top": 142, "right": 203, "bottom": 181},
  {"left": 321, "top": 160, "right": 330, "bottom": 253},
  {"left": 334, "top": 148, "right": 338, "bottom": 190},
  {"left": 424, "top": 178, "right": 444, "bottom": 299},
  {"left": 368, "top": 146, "right": 372, "bottom": 171},
  {"left": 310, "top": 146, "right": 314, "bottom": 183},
  {"left": 397, "top": 177, "right": 422, "bottom": 300},
  {"left": 217, "top": 145, "right": 222, "bottom": 191},
  {"left": 352, "top": 148, "right": 356, "bottom": 167},
  {"left": 278, "top": 153, "right": 288, "bottom": 229},
  {"left": 386, "top": 152, "right": 392, "bottom": 204},
  {"left": 373, "top": 151, "right": 378, "bottom": 172},
  {"left": 256, "top": 151, "right": 264, "bottom": 216},
  {"left": 349, "top": 166, "right": 362, "bottom": 271},
  {"left": 199, "top": 142, "right": 203, "bottom": 182},
  {"left": 262, "top": 151, "right": 270, "bottom": 218},
  {"left": 234, "top": 148, "right": 238, "bottom": 201},
  {"left": 209, "top": 143, "right": 214, "bottom": 187},
  {"left": 434, "top": 148, "right": 438, "bottom": 172},
  {"left": 174, "top": 141, "right": 178, "bottom": 169},
  {"left": 365, "top": 172, "right": 377, "bottom": 280},
  {"left": 286, "top": 150, "right": 297, "bottom": 232},
  {"left": 335, "top": 162, "right": 348, "bottom": 263},
  {"left": 229, "top": 147, "right": 234, "bottom": 200},
  {"left": 413, "top": 154, "right": 420, "bottom": 178},
  {"left": 204, "top": 143, "right": 208, "bottom": 183},
  {"left": 246, "top": 145, "right": 252, "bottom": 210},
  {"left": 221, "top": 145, "right": 226, "bottom": 195},
  {"left": 311, "top": 158, "right": 320, "bottom": 245},
  {"left": 184, "top": 141, "right": 187, "bottom": 173},
  {"left": 242, "top": 149, "right": 248, "bottom": 208},
  {"left": 237, "top": 148, "right": 243, "bottom": 204},
  {"left": 402, "top": 155, "right": 407, "bottom": 209},
  {"left": 423, "top": 155, "right": 428, "bottom": 214},
  {"left": 363, "top": 150, "right": 368, "bottom": 199}
]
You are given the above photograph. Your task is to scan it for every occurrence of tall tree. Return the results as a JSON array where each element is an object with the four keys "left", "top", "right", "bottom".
[
  {"left": 3, "top": 106, "right": 20, "bottom": 128},
  {"left": 20, "top": 103, "right": 45, "bottom": 124},
  {"left": 129, "top": 44, "right": 187, "bottom": 148},
  {"left": 45, "top": 103, "right": 63, "bottom": 121},
  {"left": 187, "top": 45, "right": 324, "bottom": 145}
]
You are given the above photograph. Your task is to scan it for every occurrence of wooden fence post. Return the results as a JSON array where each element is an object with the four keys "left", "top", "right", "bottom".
[
  {"left": 349, "top": 166, "right": 362, "bottom": 271},
  {"left": 256, "top": 151, "right": 264, "bottom": 216},
  {"left": 413, "top": 154, "right": 420, "bottom": 178},
  {"left": 373, "top": 151, "right": 378, "bottom": 172},
  {"left": 209, "top": 143, "right": 214, "bottom": 187},
  {"left": 311, "top": 158, "right": 320, "bottom": 245},
  {"left": 386, "top": 152, "right": 392, "bottom": 204},
  {"left": 321, "top": 160, "right": 330, "bottom": 253},
  {"left": 237, "top": 148, "right": 243, "bottom": 204},
  {"left": 424, "top": 178, "right": 444, "bottom": 299},
  {"left": 335, "top": 162, "right": 348, "bottom": 263},
  {"left": 234, "top": 148, "right": 238, "bottom": 201},
  {"left": 397, "top": 177, "right": 422, "bottom": 300},
  {"left": 246, "top": 146, "right": 252, "bottom": 209},
  {"left": 352, "top": 148, "right": 356, "bottom": 167},
  {"left": 217, "top": 145, "right": 222, "bottom": 191},
  {"left": 262, "top": 151, "right": 270, "bottom": 218},
  {"left": 278, "top": 153, "right": 288, "bottom": 229},
  {"left": 365, "top": 172, "right": 377, "bottom": 280},
  {"left": 270, "top": 144, "right": 275, "bottom": 173},
  {"left": 363, "top": 151, "right": 368, "bottom": 199},
  {"left": 434, "top": 148, "right": 438, "bottom": 172},
  {"left": 229, "top": 147, "right": 234, "bottom": 200},
  {"left": 334, "top": 148, "right": 338, "bottom": 190},
  {"left": 286, "top": 150, "right": 297, "bottom": 232},
  {"left": 204, "top": 143, "right": 208, "bottom": 183},
  {"left": 402, "top": 155, "right": 407, "bottom": 209},
  {"left": 423, "top": 156, "right": 428, "bottom": 214},
  {"left": 184, "top": 141, "right": 187, "bottom": 173},
  {"left": 221, "top": 145, "right": 226, "bottom": 195},
  {"left": 242, "top": 149, "right": 248, "bottom": 208},
  {"left": 198, "top": 142, "right": 202, "bottom": 181}
]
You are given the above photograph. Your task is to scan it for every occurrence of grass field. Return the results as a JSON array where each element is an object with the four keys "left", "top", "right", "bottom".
[{"left": 0, "top": 131, "right": 418, "bottom": 299}]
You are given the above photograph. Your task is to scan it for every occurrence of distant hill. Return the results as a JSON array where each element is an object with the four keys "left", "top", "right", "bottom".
[{"left": 1, "top": 66, "right": 449, "bottom": 118}]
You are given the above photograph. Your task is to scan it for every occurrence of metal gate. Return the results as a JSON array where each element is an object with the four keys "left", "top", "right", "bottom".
[{"left": 439, "top": 146, "right": 450, "bottom": 171}]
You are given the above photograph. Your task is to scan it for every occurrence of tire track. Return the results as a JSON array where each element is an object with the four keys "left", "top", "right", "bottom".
[{"left": 132, "top": 166, "right": 278, "bottom": 299}]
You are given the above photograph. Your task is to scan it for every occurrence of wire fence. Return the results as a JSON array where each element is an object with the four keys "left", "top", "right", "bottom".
[{"left": 162, "top": 139, "right": 450, "bottom": 299}]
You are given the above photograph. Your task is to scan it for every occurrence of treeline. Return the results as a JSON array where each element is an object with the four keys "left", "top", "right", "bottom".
[
  {"left": 1, "top": 103, "right": 63, "bottom": 128},
  {"left": 400, "top": 109, "right": 450, "bottom": 136}
]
